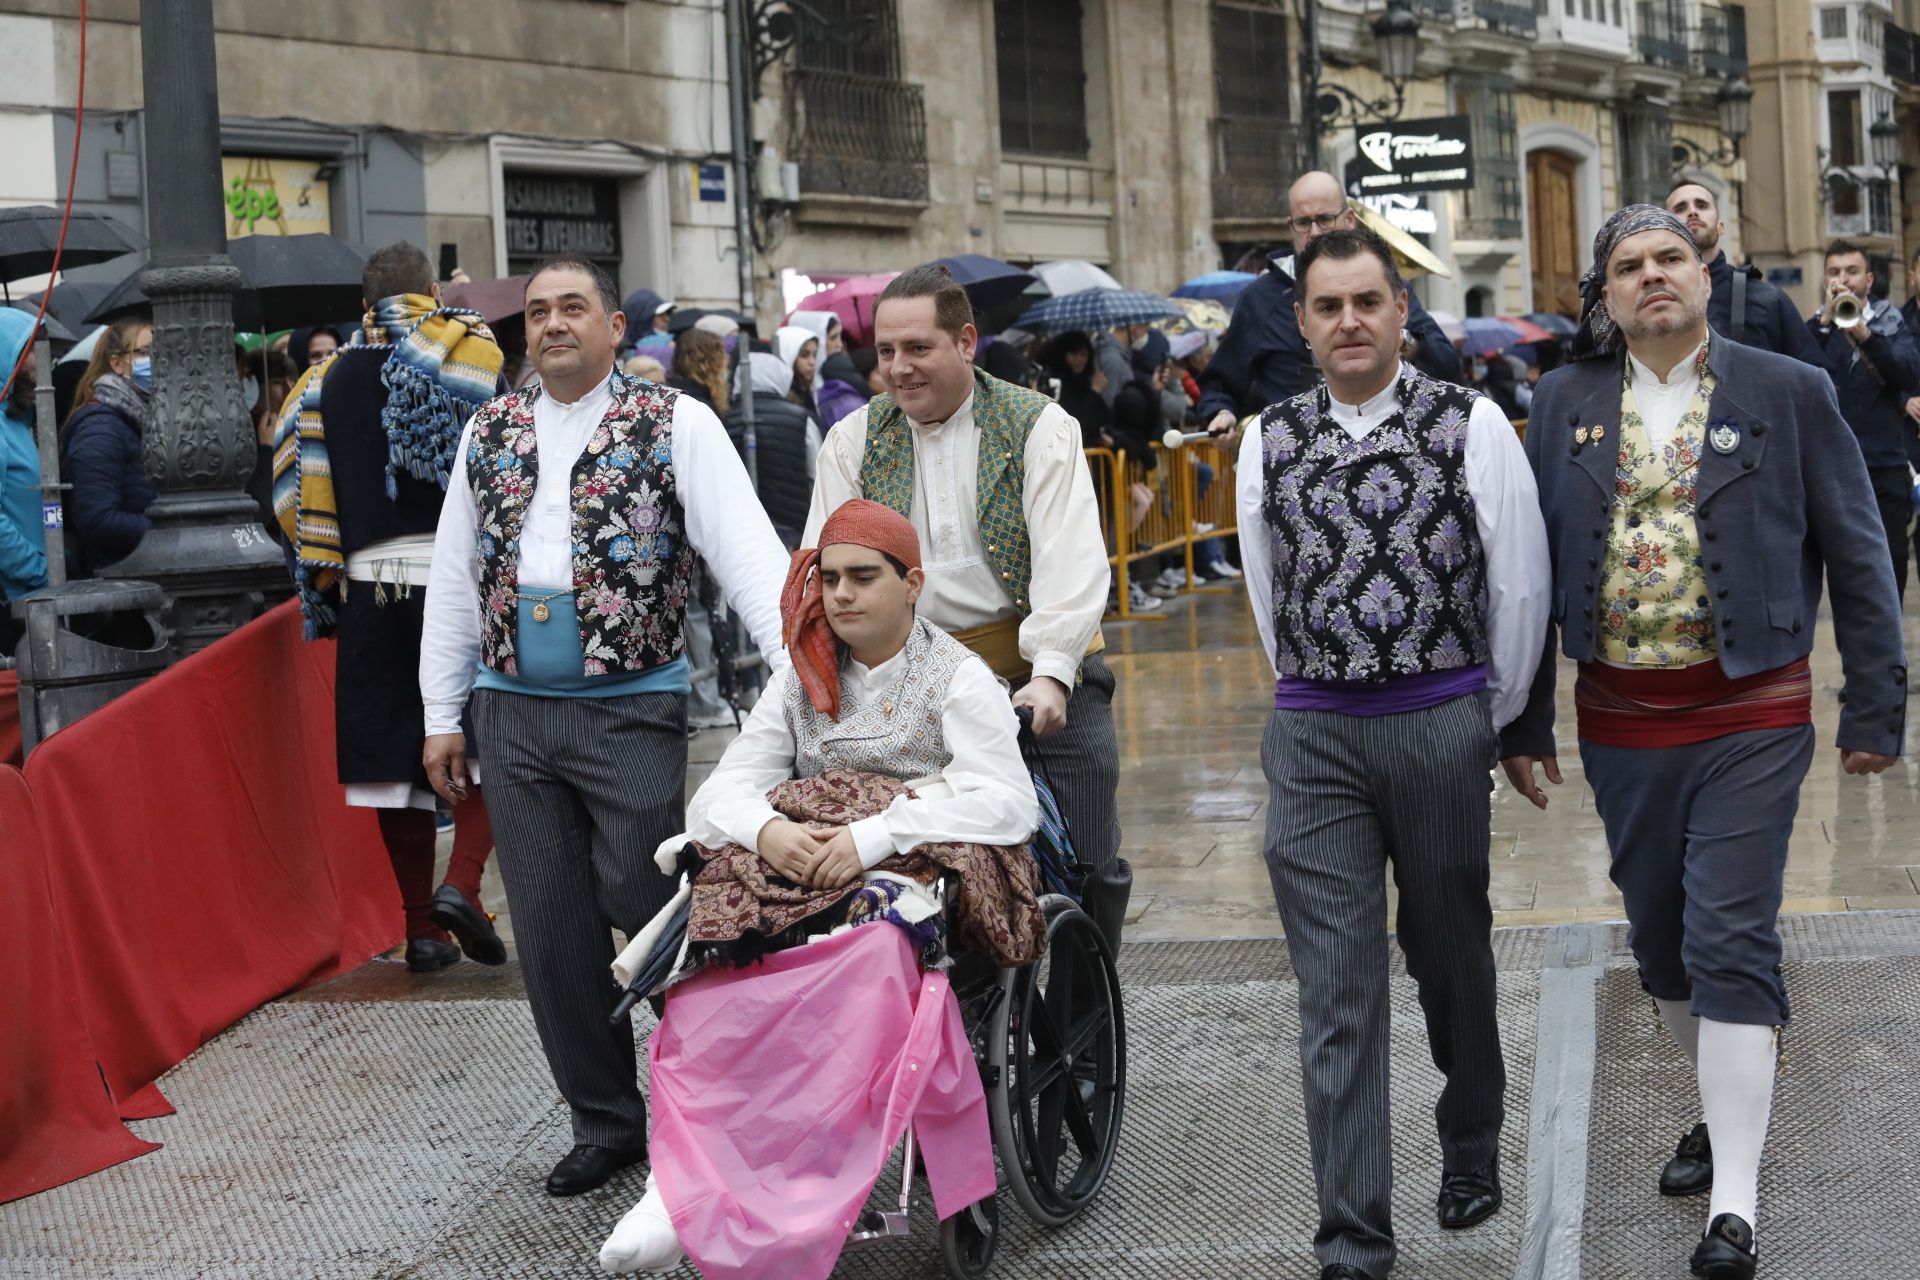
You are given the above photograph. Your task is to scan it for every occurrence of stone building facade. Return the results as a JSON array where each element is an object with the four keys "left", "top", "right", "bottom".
[{"left": 0, "top": 0, "right": 1906, "bottom": 324}]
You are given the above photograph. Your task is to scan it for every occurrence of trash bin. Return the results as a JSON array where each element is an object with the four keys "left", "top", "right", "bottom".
[{"left": 11, "top": 579, "right": 170, "bottom": 757}]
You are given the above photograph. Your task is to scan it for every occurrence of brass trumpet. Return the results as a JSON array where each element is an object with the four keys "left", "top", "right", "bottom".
[{"left": 1821, "top": 289, "right": 1866, "bottom": 330}]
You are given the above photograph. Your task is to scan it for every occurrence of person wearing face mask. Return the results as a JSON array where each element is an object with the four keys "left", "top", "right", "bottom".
[
  {"left": 0, "top": 309, "right": 48, "bottom": 655},
  {"left": 59, "top": 317, "right": 158, "bottom": 576},
  {"left": 1503, "top": 206, "right": 1904, "bottom": 1280}
]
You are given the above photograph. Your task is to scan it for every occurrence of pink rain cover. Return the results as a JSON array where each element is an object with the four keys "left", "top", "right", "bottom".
[{"left": 648, "top": 924, "right": 997, "bottom": 1280}]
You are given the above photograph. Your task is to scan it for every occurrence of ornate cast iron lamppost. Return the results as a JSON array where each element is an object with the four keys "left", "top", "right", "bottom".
[{"left": 102, "top": 0, "right": 286, "bottom": 656}]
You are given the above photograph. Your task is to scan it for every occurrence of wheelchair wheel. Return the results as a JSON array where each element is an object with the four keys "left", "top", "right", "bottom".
[
  {"left": 988, "top": 896, "right": 1125, "bottom": 1227},
  {"left": 938, "top": 1195, "right": 999, "bottom": 1279}
]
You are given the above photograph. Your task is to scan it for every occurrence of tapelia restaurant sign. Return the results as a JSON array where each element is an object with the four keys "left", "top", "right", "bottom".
[{"left": 1352, "top": 116, "right": 1475, "bottom": 194}]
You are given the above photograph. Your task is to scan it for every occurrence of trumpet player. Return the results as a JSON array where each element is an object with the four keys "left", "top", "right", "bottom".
[{"left": 1807, "top": 240, "right": 1920, "bottom": 600}]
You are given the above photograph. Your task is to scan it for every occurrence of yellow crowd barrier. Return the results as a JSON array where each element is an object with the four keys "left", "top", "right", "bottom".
[{"left": 1082, "top": 440, "right": 1240, "bottom": 621}]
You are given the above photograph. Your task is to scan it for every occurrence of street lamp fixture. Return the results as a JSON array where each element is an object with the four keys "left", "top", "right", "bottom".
[
  {"left": 1671, "top": 80, "right": 1752, "bottom": 172},
  {"left": 1868, "top": 111, "right": 1902, "bottom": 179},
  {"left": 1313, "top": 0, "right": 1423, "bottom": 134}
]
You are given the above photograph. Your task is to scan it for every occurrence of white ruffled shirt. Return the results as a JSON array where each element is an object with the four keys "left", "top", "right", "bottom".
[
  {"left": 686, "top": 648, "right": 1039, "bottom": 867},
  {"left": 805, "top": 390, "right": 1108, "bottom": 691},
  {"left": 1234, "top": 365, "right": 1553, "bottom": 730},
  {"left": 1626, "top": 339, "right": 1707, "bottom": 452}
]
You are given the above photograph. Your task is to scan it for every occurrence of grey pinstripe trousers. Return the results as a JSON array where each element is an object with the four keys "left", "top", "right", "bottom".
[
  {"left": 471, "top": 688, "right": 688, "bottom": 1152},
  {"left": 1033, "top": 654, "right": 1132, "bottom": 956},
  {"left": 1260, "top": 693, "right": 1507, "bottom": 1276}
]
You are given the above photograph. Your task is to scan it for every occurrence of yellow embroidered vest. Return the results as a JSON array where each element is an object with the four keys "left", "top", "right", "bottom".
[{"left": 1597, "top": 342, "right": 1718, "bottom": 667}]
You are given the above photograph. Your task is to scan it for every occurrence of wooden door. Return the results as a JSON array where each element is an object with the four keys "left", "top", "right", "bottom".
[{"left": 1528, "top": 151, "right": 1582, "bottom": 319}]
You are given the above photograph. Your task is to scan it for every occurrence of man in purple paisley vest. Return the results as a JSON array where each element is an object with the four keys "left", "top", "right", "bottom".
[
  {"left": 419, "top": 258, "right": 790, "bottom": 1199},
  {"left": 1234, "top": 228, "right": 1551, "bottom": 1280}
]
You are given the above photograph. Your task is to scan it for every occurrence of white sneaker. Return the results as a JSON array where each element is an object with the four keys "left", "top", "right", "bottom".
[
  {"left": 1194, "top": 521, "right": 1217, "bottom": 535},
  {"left": 599, "top": 1174, "right": 684, "bottom": 1274},
  {"left": 1202, "top": 561, "right": 1243, "bottom": 580},
  {"left": 1127, "top": 583, "right": 1164, "bottom": 612},
  {"left": 1153, "top": 568, "right": 1185, "bottom": 592}
]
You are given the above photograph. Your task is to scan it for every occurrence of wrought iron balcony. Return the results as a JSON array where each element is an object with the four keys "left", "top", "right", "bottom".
[
  {"left": 791, "top": 68, "right": 930, "bottom": 204},
  {"left": 1471, "top": 0, "right": 1537, "bottom": 37},
  {"left": 1211, "top": 115, "right": 1312, "bottom": 223},
  {"left": 1889, "top": 22, "right": 1920, "bottom": 85},
  {"left": 1696, "top": 6, "right": 1748, "bottom": 77},
  {"left": 1636, "top": 0, "right": 1689, "bottom": 70}
]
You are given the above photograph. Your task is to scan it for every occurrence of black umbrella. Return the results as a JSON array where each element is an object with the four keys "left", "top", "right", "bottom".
[
  {"left": 29, "top": 253, "right": 140, "bottom": 333},
  {"left": 929, "top": 254, "right": 1037, "bottom": 312},
  {"left": 667, "top": 306, "right": 754, "bottom": 336},
  {"left": 7, "top": 300, "right": 77, "bottom": 345},
  {"left": 88, "top": 234, "right": 367, "bottom": 330},
  {"left": 0, "top": 206, "right": 146, "bottom": 284}
]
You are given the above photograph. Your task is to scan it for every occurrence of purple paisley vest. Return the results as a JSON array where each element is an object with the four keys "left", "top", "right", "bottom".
[
  {"left": 463, "top": 371, "right": 695, "bottom": 677},
  {"left": 1259, "top": 366, "right": 1490, "bottom": 684}
]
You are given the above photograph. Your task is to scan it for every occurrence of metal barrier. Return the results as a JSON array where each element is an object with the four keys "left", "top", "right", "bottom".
[{"left": 1084, "top": 441, "right": 1240, "bottom": 621}]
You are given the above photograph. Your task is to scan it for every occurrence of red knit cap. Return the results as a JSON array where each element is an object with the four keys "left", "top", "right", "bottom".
[{"left": 781, "top": 500, "right": 922, "bottom": 720}]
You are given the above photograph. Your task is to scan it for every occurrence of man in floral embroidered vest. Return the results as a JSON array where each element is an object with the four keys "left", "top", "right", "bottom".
[
  {"left": 418, "top": 257, "right": 791, "bottom": 1200},
  {"left": 804, "top": 264, "right": 1131, "bottom": 955},
  {"left": 1233, "top": 227, "right": 1551, "bottom": 1280},
  {"left": 1501, "top": 205, "right": 1906, "bottom": 1280}
]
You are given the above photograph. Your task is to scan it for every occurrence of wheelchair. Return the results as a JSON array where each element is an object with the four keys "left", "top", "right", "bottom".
[{"left": 843, "top": 715, "right": 1128, "bottom": 1277}]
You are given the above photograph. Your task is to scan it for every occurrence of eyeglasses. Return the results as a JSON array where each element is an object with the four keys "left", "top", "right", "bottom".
[{"left": 1287, "top": 212, "right": 1347, "bottom": 235}]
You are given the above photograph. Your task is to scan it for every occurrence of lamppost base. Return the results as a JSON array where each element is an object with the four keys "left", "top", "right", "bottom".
[{"left": 100, "top": 490, "right": 289, "bottom": 659}]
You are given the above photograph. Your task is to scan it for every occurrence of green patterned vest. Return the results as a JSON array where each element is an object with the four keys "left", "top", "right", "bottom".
[{"left": 859, "top": 366, "right": 1050, "bottom": 615}]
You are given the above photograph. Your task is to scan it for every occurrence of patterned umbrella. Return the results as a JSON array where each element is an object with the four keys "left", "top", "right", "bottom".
[
  {"left": 1173, "top": 271, "right": 1257, "bottom": 303},
  {"left": 1162, "top": 296, "right": 1233, "bottom": 337},
  {"left": 1015, "top": 288, "right": 1183, "bottom": 335}
]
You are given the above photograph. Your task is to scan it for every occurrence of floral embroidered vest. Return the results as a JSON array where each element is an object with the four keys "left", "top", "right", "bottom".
[
  {"left": 859, "top": 367, "right": 1049, "bottom": 615},
  {"left": 463, "top": 371, "right": 694, "bottom": 677},
  {"left": 1259, "top": 367, "right": 1490, "bottom": 683},
  {"left": 788, "top": 617, "right": 972, "bottom": 780},
  {"left": 1598, "top": 343, "right": 1719, "bottom": 667}
]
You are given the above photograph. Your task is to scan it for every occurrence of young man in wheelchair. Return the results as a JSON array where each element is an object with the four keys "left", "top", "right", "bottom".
[{"left": 598, "top": 498, "right": 1045, "bottom": 1278}]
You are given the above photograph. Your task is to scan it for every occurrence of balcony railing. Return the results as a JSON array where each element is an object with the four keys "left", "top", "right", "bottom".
[
  {"left": 1696, "top": 6, "right": 1748, "bottom": 77},
  {"left": 791, "top": 68, "right": 930, "bottom": 204},
  {"left": 1211, "top": 115, "right": 1312, "bottom": 222},
  {"left": 1636, "top": 0, "right": 1689, "bottom": 69},
  {"left": 1890, "top": 22, "right": 1920, "bottom": 85},
  {"left": 1472, "top": 0, "right": 1538, "bottom": 37}
]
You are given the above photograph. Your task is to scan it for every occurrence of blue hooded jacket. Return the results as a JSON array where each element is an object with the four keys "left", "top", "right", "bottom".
[{"left": 0, "top": 308, "right": 48, "bottom": 601}]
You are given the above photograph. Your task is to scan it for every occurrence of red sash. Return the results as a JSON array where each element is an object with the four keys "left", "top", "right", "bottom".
[{"left": 1574, "top": 656, "right": 1812, "bottom": 748}]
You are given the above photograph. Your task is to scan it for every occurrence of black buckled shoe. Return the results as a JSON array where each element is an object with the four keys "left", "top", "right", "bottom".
[
  {"left": 1690, "top": 1213, "right": 1757, "bottom": 1279},
  {"left": 1320, "top": 1266, "right": 1380, "bottom": 1280},
  {"left": 545, "top": 1143, "right": 647, "bottom": 1197},
  {"left": 404, "top": 937, "right": 461, "bottom": 973},
  {"left": 429, "top": 884, "right": 508, "bottom": 966},
  {"left": 1437, "top": 1162, "right": 1503, "bottom": 1229},
  {"left": 1661, "top": 1122, "right": 1713, "bottom": 1197}
]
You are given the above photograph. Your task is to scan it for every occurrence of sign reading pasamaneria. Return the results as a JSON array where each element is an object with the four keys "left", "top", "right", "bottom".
[{"left": 1351, "top": 116, "right": 1475, "bottom": 194}]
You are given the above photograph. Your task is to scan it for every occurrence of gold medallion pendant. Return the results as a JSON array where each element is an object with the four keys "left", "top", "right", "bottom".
[{"left": 532, "top": 602, "right": 551, "bottom": 623}]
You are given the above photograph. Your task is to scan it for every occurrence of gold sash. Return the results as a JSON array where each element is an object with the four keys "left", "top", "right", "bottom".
[{"left": 950, "top": 617, "right": 1105, "bottom": 684}]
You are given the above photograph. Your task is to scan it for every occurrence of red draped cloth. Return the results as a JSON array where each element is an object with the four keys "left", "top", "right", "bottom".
[
  {"left": 0, "top": 668, "right": 21, "bottom": 767},
  {"left": 0, "top": 601, "right": 399, "bottom": 1201}
]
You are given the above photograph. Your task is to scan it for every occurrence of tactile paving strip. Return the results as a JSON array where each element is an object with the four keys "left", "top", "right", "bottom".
[{"left": 6, "top": 914, "right": 1917, "bottom": 1279}]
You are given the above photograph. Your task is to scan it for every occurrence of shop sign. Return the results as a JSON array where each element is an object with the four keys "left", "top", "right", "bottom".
[
  {"left": 221, "top": 155, "right": 333, "bottom": 238},
  {"left": 504, "top": 173, "right": 621, "bottom": 261},
  {"left": 1351, "top": 115, "right": 1475, "bottom": 194}
]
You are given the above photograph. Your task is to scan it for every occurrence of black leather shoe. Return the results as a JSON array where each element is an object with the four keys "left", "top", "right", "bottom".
[
  {"left": 1690, "top": 1213, "right": 1757, "bottom": 1279},
  {"left": 429, "top": 884, "right": 507, "bottom": 966},
  {"left": 1437, "top": 1162, "right": 1502, "bottom": 1229},
  {"left": 1661, "top": 1122, "right": 1713, "bottom": 1197},
  {"left": 545, "top": 1143, "right": 646, "bottom": 1196},
  {"left": 404, "top": 937, "right": 461, "bottom": 973},
  {"left": 1320, "top": 1266, "right": 1379, "bottom": 1280}
]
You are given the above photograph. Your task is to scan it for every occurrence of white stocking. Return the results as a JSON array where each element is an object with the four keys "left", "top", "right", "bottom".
[
  {"left": 1655, "top": 997, "right": 1700, "bottom": 1070},
  {"left": 1696, "top": 1018, "right": 1777, "bottom": 1232}
]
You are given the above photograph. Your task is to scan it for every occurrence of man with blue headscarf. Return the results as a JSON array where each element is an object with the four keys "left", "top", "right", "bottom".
[
  {"left": 1502, "top": 203, "right": 1904, "bottom": 1280},
  {"left": 0, "top": 308, "right": 49, "bottom": 656}
]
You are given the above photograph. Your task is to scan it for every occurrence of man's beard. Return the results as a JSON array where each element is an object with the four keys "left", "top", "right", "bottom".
[
  {"left": 1689, "top": 224, "right": 1719, "bottom": 256},
  {"left": 1617, "top": 292, "right": 1708, "bottom": 343}
]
